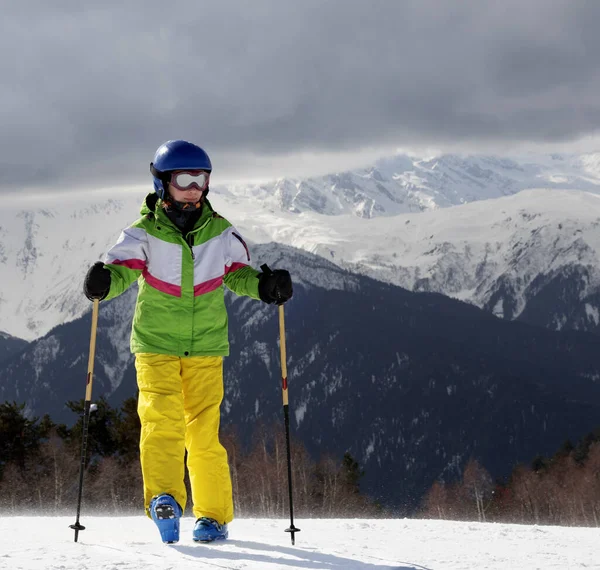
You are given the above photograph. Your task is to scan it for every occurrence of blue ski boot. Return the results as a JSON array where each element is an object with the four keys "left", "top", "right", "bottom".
[
  {"left": 150, "top": 494, "right": 182, "bottom": 544},
  {"left": 192, "top": 517, "right": 228, "bottom": 542}
]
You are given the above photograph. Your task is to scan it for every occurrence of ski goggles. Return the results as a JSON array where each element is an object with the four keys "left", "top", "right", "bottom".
[{"left": 170, "top": 170, "right": 210, "bottom": 192}]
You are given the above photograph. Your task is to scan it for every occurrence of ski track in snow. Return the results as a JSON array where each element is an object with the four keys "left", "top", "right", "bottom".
[{"left": 0, "top": 516, "right": 598, "bottom": 570}]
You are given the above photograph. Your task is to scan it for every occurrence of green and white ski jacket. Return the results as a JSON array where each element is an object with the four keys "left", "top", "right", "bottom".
[{"left": 103, "top": 193, "right": 261, "bottom": 357}]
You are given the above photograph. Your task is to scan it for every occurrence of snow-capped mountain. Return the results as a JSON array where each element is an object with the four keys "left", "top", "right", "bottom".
[
  {"left": 328, "top": 189, "right": 600, "bottom": 332},
  {"left": 0, "top": 195, "right": 139, "bottom": 340},
  {"left": 220, "top": 151, "right": 600, "bottom": 217},
  {"left": 3, "top": 151, "right": 600, "bottom": 341}
]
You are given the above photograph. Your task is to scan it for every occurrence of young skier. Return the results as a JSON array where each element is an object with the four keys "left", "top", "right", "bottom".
[{"left": 83, "top": 140, "right": 293, "bottom": 544}]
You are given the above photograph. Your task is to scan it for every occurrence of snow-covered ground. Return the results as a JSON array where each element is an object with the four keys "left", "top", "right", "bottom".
[{"left": 1, "top": 516, "right": 598, "bottom": 569}]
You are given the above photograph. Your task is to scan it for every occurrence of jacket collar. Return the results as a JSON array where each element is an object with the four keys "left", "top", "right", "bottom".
[{"left": 140, "top": 193, "right": 214, "bottom": 232}]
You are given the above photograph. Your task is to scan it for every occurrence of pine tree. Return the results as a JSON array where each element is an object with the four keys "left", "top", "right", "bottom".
[
  {"left": 342, "top": 452, "right": 363, "bottom": 494},
  {"left": 114, "top": 396, "right": 141, "bottom": 463},
  {"left": 65, "top": 397, "right": 120, "bottom": 460},
  {"left": 0, "top": 402, "right": 43, "bottom": 478}
]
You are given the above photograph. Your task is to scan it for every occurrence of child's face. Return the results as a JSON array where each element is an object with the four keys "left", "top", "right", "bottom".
[
  {"left": 168, "top": 184, "right": 203, "bottom": 203},
  {"left": 167, "top": 170, "right": 209, "bottom": 204}
]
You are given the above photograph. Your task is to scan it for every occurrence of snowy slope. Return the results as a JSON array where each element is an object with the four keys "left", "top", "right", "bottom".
[
  {"left": 0, "top": 191, "right": 145, "bottom": 340},
  {"left": 3, "top": 152, "right": 600, "bottom": 340},
  {"left": 221, "top": 187, "right": 600, "bottom": 312},
  {"left": 1, "top": 516, "right": 598, "bottom": 570}
]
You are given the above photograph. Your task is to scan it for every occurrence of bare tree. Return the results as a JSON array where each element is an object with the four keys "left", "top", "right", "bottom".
[
  {"left": 582, "top": 443, "right": 600, "bottom": 526},
  {"left": 37, "top": 430, "right": 80, "bottom": 512},
  {"left": 462, "top": 459, "right": 494, "bottom": 522},
  {"left": 422, "top": 480, "right": 450, "bottom": 519},
  {"left": 509, "top": 465, "right": 541, "bottom": 523}
]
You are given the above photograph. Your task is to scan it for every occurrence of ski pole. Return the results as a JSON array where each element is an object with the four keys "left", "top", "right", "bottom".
[
  {"left": 70, "top": 298, "right": 100, "bottom": 542},
  {"left": 277, "top": 303, "right": 300, "bottom": 545}
]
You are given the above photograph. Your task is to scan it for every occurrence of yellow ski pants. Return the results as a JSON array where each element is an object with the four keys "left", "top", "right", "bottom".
[{"left": 135, "top": 353, "right": 233, "bottom": 524}]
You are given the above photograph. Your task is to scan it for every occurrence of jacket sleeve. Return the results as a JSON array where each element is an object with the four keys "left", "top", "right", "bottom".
[
  {"left": 102, "top": 226, "right": 148, "bottom": 301},
  {"left": 222, "top": 227, "right": 261, "bottom": 299}
]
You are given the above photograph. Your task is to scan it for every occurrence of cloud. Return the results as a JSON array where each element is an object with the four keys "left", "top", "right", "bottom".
[{"left": 2, "top": 0, "right": 600, "bottom": 192}]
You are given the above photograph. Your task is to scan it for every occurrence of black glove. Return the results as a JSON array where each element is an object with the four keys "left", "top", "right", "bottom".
[
  {"left": 83, "top": 261, "right": 111, "bottom": 301},
  {"left": 258, "top": 264, "right": 293, "bottom": 305}
]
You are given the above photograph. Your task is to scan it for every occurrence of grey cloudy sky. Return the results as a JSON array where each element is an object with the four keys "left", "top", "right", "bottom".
[{"left": 2, "top": 0, "right": 600, "bottom": 194}]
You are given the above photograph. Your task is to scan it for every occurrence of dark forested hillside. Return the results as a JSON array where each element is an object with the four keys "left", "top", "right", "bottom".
[
  {"left": 1, "top": 245, "right": 600, "bottom": 512},
  {"left": 0, "top": 332, "right": 29, "bottom": 364}
]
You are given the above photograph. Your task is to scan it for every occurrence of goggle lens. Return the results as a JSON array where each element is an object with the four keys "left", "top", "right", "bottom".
[{"left": 172, "top": 171, "right": 210, "bottom": 191}]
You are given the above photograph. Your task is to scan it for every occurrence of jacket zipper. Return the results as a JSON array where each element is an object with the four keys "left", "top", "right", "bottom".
[
  {"left": 186, "top": 233, "right": 195, "bottom": 259},
  {"left": 186, "top": 217, "right": 212, "bottom": 261}
]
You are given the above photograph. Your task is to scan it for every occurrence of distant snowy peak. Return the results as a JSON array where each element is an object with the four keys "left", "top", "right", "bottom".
[{"left": 218, "top": 151, "right": 600, "bottom": 218}]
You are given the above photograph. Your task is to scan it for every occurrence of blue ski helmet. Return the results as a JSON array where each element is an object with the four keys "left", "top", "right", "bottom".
[{"left": 150, "top": 140, "right": 213, "bottom": 199}]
